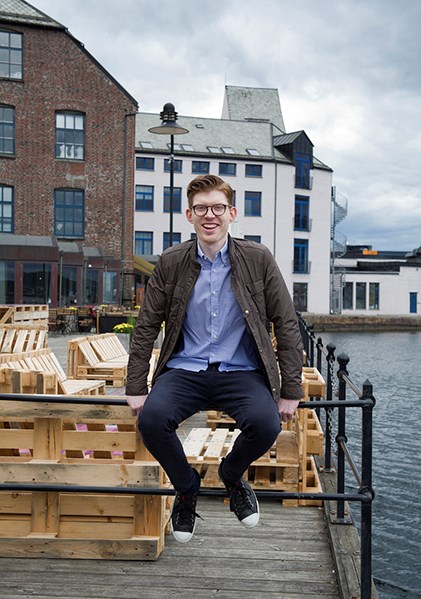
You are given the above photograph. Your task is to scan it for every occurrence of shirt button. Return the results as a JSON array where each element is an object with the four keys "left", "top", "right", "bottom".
[{"left": 244, "top": 310, "right": 250, "bottom": 316}]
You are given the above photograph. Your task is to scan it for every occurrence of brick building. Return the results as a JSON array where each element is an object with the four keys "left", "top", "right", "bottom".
[{"left": 0, "top": 0, "right": 138, "bottom": 306}]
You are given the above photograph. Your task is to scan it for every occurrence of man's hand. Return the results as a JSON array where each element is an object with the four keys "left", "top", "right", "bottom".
[
  {"left": 277, "top": 398, "right": 300, "bottom": 423},
  {"left": 126, "top": 394, "right": 148, "bottom": 417}
]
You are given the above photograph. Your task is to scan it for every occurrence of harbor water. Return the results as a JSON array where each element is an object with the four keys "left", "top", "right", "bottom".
[{"left": 321, "top": 330, "right": 421, "bottom": 599}]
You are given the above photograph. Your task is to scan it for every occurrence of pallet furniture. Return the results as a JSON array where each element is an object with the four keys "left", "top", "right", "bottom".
[
  {"left": 0, "top": 397, "right": 171, "bottom": 560},
  {"left": 0, "top": 328, "right": 48, "bottom": 354},
  {"left": 0, "top": 305, "right": 48, "bottom": 327},
  {"left": 0, "top": 347, "right": 106, "bottom": 395},
  {"left": 182, "top": 427, "right": 321, "bottom": 506},
  {"left": 67, "top": 333, "right": 129, "bottom": 386}
]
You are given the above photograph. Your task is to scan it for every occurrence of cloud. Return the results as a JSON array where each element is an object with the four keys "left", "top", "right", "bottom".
[{"left": 30, "top": 0, "right": 421, "bottom": 251}]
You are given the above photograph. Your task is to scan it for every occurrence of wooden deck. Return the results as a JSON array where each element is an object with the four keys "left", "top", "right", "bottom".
[{"left": 0, "top": 498, "right": 338, "bottom": 598}]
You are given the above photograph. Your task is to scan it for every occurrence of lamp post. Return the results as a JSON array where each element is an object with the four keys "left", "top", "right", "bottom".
[{"left": 148, "top": 103, "right": 189, "bottom": 248}]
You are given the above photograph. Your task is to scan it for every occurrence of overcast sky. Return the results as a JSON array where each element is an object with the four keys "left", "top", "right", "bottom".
[{"left": 31, "top": 0, "right": 421, "bottom": 252}]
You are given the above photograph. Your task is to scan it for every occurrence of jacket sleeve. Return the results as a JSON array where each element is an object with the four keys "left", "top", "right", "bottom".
[
  {"left": 125, "top": 259, "right": 167, "bottom": 396},
  {"left": 263, "top": 250, "right": 304, "bottom": 400}
]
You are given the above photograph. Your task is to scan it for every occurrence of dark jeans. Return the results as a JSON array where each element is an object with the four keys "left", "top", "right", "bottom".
[{"left": 138, "top": 368, "right": 281, "bottom": 493}]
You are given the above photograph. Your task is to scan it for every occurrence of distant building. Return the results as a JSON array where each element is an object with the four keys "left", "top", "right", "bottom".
[
  {"left": 335, "top": 245, "right": 421, "bottom": 315},
  {"left": 135, "top": 86, "right": 333, "bottom": 314},
  {"left": 0, "top": 0, "right": 138, "bottom": 307}
]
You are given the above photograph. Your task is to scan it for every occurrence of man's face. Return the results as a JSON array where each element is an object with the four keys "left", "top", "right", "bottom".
[{"left": 186, "top": 189, "right": 237, "bottom": 249}]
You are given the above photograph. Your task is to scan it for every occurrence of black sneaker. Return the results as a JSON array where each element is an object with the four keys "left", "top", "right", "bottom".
[
  {"left": 171, "top": 471, "right": 202, "bottom": 543},
  {"left": 219, "top": 462, "right": 260, "bottom": 528}
]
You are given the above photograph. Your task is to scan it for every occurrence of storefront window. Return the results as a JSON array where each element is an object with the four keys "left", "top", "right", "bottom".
[
  {"left": 23, "top": 263, "right": 52, "bottom": 304},
  {"left": 0, "top": 261, "right": 14, "bottom": 303},
  {"left": 103, "top": 271, "right": 117, "bottom": 304},
  {"left": 60, "top": 266, "right": 78, "bottom": 305}
]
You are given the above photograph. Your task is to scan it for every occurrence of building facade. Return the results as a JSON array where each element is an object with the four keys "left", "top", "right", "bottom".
[
  {"left": 336, "top": 245, "right": 421, "bottom": 315},
  {"left": 134, "top": 86, "right": 333, "bottom": 314},
  {"left": 0, "top": 0, "right": 138, "bottom": 307}
]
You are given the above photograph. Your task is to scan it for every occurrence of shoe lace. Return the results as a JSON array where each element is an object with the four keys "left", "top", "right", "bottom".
[
  {"left": 173, "top": 494, "right": 203, "bottom": 526},
  {"left": 230, "top": 482, "right": 254, "bottom": 514}
]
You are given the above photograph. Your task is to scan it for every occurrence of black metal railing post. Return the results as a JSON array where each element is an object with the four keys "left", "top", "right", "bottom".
[
  {"left": 324, "top": 342, "right": 336, "bottom": 470},
  {"left": 315, "top": 337, "right": 323, "bottom": 419},
  {"left": 308, "top": 325, "right": 315, "bottom": 367},
  {"left": 360, "top": 379, "right": 375, "bottom": 599},
  {"left": 336, "top": 352, "right": 349, "bottom": 521}
]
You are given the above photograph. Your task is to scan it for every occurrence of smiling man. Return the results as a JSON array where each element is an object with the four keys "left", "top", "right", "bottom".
[{"left": 126, "top": 174, "right": 304, "bottom": 543}]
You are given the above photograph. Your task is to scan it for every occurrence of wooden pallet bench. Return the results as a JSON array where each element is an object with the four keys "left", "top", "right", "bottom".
[
  {"left": 182, "top": 427, "right": 321, "bottom": 507},
  {"left": 0, "top": 398, "right": 171, "bottom": 560},
  {"left": 0, "top": 305, "right": 48, "bottom": 327},
  {"left": 0, "top": 348, "right": 105, "bottom": 395},
  {"left": 67, "top": 333, "right": 129, "bottom": 386},
  {"left": 0, "top": 328, "right": 48, "bottom": 354}
]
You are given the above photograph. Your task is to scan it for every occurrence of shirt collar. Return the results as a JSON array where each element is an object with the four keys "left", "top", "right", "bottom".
[{"left": 197, "top": 239, "right": 230, "bottom": 266}]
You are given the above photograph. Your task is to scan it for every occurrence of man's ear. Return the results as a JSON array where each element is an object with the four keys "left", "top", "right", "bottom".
[{"left": 186, "top": 208, "right": 193, "bottom": 224}]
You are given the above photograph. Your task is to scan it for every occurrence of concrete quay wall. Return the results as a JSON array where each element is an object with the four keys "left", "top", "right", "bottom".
[{"left": 302, "top": 313, "right": 421, "bottom": 332}]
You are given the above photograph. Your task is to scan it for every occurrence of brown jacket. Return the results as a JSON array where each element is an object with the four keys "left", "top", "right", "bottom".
[{"left": 126, "top": 236, "right": 304, "bottom": 401}]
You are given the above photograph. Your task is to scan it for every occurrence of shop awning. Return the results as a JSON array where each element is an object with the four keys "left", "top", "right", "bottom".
[{"left": 133, "top": 255, "right": 155, "bottom": 276}]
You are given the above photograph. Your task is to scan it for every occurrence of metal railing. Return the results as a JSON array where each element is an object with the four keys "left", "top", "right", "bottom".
[{"left": 297, "top": 312, "right": 375, "bottom": 599}]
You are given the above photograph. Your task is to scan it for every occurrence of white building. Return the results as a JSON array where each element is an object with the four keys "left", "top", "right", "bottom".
[
  {"left": 336, "top": 245, "right": 421, "bottom": 315},
  {"left": 134, "top": 86, "right": 333, "bottom": 314}
]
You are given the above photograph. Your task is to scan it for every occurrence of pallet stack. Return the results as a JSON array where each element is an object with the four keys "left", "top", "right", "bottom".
[
  {"left": 0, "top": 398, "right": 171, "bottom": 560},
  {"left": 201, "top": 366, "right": 326, "bottom": 506},
  {"left": 0, "top": 305, "right": 48, "bottom": 329}
]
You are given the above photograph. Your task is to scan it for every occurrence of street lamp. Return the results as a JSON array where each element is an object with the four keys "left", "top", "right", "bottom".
[{"left": 148, "top": 103, "right": 189, "bottom": 248}]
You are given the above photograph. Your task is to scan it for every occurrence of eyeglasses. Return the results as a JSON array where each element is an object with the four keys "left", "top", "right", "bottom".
[{"left": 191, "top": 204, "right": 232, "bottom": 216}]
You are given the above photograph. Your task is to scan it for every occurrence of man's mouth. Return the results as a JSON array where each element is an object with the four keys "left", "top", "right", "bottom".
[{"left": 202, "top": 224, "right": 218, "bottom": 230}]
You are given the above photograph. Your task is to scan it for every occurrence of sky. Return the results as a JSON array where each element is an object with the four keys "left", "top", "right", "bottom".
[{"left": 30, "top": 0, "right": 421, "bottom": 252}]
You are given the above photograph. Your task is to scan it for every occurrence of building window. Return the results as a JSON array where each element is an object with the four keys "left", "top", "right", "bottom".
[
  {"left": 294, "top": 195, "right": 310, "bottom": 231},
  {"left": 0, "top": 30, "right": 23, "bottom": 79},
  {"left": 245, "top": 164, "right": 262, "bottom": 177},
  {"left": 0, "top": 105, "right": 15, "bottom": 155},
  {"left": 103, "top": 271, "right": 117, "bottom": 304},
  {"left": 356, "top": 282, "right": 366, "bottom": 309},
  {"left": 135, "top": 185, "right": 154, "bottom": 211},
  {"left": 207, "top": 146, "right": 221, "bottom": 154},
  {"left": 0, "top": 184, "right": 14, "bottom": 232},
  {"left": 244, "top": 235, "right": 261, "bottom": 243},
  {"left": 369, "top": 283, "right": 379, "bottom": 310},
  {"left": 192, "top": 161, "right": 210, "bottom": 174},
  {"left": 135, "top": 231, "right": 153, "bottom": 255},
  {"left": 219, "top": 162, "right": 236, "bottom": 176},
  {"left": 221, "top": 147, "right": 235, "bottom": 154},
  {"left": 246, "top": 148, "right": 260, "bottom": 156},
  {"left": 0, "top": 261, "right": 14, "bottom": 303},
  {"left": 244, "top": 191, "right": 262, "bottom": 216},
  {"left": 163, "top": 232, "right": 181, "bottom": 251},
  {"left": 343, "top": 282, "right": 353, "bottom": 309},
  {"left": 55, "top": 112, "right": 85, "bottom": 160},
  {"left": 136, "top": 157, "right": 155, "bottom": 170},
  {"left": 23, "top": 263, "right": 52, "bottom": 304},
  {"left": 295, "top": 152, "right": 311, "bottom": 189},
  {"left": 293, "top": 239, "right": 309, "bottom": 273},
  {"left": 164, "top": 187, "right": 182, "bottom": 213},
  {"left": 54, "top": 189, "right": 84, "bottom": 238},
  {"left": 164, "top": 159, "right": 182, "bottom": 172},
  {"left": 293, "top": 283, "right": 308, "bottom": 312}
]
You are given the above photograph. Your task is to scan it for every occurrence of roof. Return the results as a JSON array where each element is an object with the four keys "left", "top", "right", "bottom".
[
  {"left": 0, "top": 0, "right": 138, "bottom": 108},
  {"left": 0, "top": 233, "right": 57, "bottom": 247},
  {"left": 136, "top": 113, "right": 290, "bottom": 162},
  {"left": 222, "top": 86, "right": 286, "bottom": 133},
  {"left": 0, "top": 0, "right": 64, "bottom": 28}
]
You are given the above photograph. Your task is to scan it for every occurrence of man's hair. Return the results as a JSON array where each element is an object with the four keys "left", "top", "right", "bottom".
[{"left": 187, "top": 174, "right": 234, "bottom": 208}]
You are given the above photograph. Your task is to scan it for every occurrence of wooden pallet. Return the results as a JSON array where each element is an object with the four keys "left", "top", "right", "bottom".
[
  {"left": 0, "top": 399, "right": 171, "bottom": 560},
  {"left": 67, "top": 334, "right": 129, "bottom": 386},
  {"left": 302, "top": 367, "right": 326, "bottom": 397},
  {"left": 0, "top": 328, "right": 48, "bottom": 353},
  {"left": 0, "top": 305, "right": 48, "bottom": 326},
  {"left": 0, "top": 348, "right": 106, "bottom": 395},
  {"left": 183, "top": 427, "right": 300, "bottom": 491}
]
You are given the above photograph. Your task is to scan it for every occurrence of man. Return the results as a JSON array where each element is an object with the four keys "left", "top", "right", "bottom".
[{"left": 126, "top": 174, "right": 304, "bottom": 543}]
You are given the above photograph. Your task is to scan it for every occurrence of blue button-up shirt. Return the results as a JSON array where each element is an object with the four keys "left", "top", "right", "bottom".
[{"left": 167, "top": 240, "right": 259, "bottom": 372}]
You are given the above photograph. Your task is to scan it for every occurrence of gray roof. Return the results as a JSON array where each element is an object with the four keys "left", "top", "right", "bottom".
[
  {"left": 273, "top": 131, "right": 307, "bottom": 146},
  {"left": 137, "top": 113, "right": 291, "bottom": 163},
  {"left": 0, "top": 0, "right": 64, "bottom": 28},
  {"left": 0, "top": 234, "right": 57, "bottom": 247},
  {"left": 222, "top": 86, "right": 286, "bottom": 133}
]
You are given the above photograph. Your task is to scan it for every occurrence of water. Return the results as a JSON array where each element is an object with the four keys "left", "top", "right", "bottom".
[{"left": 321, "top": 331, "right": 421, "bottom": 599}]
